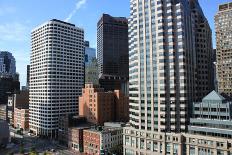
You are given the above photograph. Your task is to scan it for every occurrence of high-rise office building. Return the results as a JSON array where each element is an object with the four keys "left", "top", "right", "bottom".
[
  {"left": 84, "top": 41, "right": 98, "bottom": 84},
  {"left": 0, "top": 51, "right": 16, "bottom": 76},
  {"left": 124, "top": 0, "right": 212, "bottom": 154},
  {"left": 190, "top": 0, "right": 214, "bottom": 100},
  {"left": 85, "top": 58, "right": 99, "bottom": 84},
  {"left": 29, "top": 19, "right": 84, "bottom": 137},
  {"left": 97, "top": 14, "right": 129, "bottom": 78},
  {"left": 84, "top": 41, "right": 96, "bottom": 66},
  {"left": 128, "top": 0, "right": 195, "bottom": 134},
  {"left": 215, "top": 2, "right": 232, "bottom": 96}
]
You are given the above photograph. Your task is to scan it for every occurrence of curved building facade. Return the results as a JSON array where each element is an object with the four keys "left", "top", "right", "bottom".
[{"left": 29, "top": 19, "right": 84, "bottom": 137}]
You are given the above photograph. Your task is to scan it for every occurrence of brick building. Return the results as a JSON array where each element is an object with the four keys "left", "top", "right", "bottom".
[
  {"left": 14, "top": 108, "right": 29, "bottom": 130},
  {"left": 58, "top": 115, "right": 91, "bottom": 152},
  {"left": 79, "top": 83, "right": 129, "bottom": 125},
  {"left": 83, "top": 122, "right": 125, "bottom": 155}
]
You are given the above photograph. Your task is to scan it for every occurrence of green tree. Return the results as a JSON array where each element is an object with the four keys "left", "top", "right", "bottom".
[{"left": 19, "top": 146, "right": 24, "bottom": 153}]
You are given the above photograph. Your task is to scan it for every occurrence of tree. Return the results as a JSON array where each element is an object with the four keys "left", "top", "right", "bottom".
[{"left": 19, "top": 145, "right": 24, "bottom": 153}]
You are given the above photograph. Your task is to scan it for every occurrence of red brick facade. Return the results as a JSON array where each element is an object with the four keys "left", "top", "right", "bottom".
[
  {"left": 83, "top": 130, "right": 101, "bottom": 155},
  {"left": 79, "top": 84, "right": 129, "bottom": 125},
  {"left": 13, "top": 108, "right": 29, "bottom": 130}
]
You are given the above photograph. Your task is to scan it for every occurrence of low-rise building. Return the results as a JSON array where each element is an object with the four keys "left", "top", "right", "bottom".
[
  {"left": 83, "top": 122, "right": 125, "bottom": 155},
  {"left": 14, "top": 108, "right": 29, "bottom": 130},
  {"left": 79, "top": 83, "right": 129, "bottom": 125},
  {"left": 58, "top": 115, "right": 91, "bottom": 152},
  {"left": 188, "top": 90, "right": 232, "bottom": 138},
  {"left": 7, "top": 90, "right": 29, "bottom": 125},
  {"left": 123, "top": 127, "right": 232, "bottom": 155}
]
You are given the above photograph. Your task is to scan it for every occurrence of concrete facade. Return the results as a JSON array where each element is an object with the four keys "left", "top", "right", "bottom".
[
  {"left": 189, "top": 90, "right": 232, "bottom": 138},
  {"left": 29, "top": 19, "right": 84, "bottom": 137},
  {"left": 123, "top": 127, "right": 232, "bottom": 155},
  {"left": 215, "top": 2, "right": 232, "bottom": 96}
]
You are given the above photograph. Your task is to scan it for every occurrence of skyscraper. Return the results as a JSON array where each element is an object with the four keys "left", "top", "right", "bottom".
[
  {"left": 84, "top": 41, "right": 96, "bottom": 66},
  {"left": 128, "top": 0, "right": 195, "bottom": 134},
  {"left": 0, "top": 51, "right": 16, "bottom": 76},
  {"left": 190, "top": 0, "right": 214, "bottom": 100},
  {"left": 124, "top": 0, "right": 213, "bottom": 153},
  {"left": 215, "top": 2, "right": 232, "bottom": 96},
  {"left": 97, "top": 14, "right": 129, "bottom": 78},
  {"left": 84, "top": 41, "right": 98, "bottom": 84},
  {"left": 29, "top": 19, "right": 84, "bottom": 137}
]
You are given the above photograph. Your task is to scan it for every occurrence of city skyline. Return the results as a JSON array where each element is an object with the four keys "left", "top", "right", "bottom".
[{"left": 0, "top": 0, "right": 230, "bottom": 86}]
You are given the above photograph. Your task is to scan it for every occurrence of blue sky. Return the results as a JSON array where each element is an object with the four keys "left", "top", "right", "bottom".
[{"left": 0, "top": 0, "right": 230, "bottom": 86}]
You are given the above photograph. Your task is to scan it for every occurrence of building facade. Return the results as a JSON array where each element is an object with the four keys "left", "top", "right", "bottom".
[
  {"left": 129, "top": 0, "right": 196, "bottom": 135},
  {"left": 188, "top": 90, "right": 232, "bottom": 139},
  {"left": 14, "top": 108, "right": 29, "bottom": 130},
  {"left": 7, "top": 90, "right": 29, "bottom": 123},
  {"left": 97, "top": 14, "right": 129, "bottom": 78},
  {"left": 123, "top": 127, "right": 232, "bottom": 155},
  {"left": 85, "top": 41, "right": 96, "bottom": 66},
  {"left": 99, "top": 74, "right": 129, "bottom": 95},
  {"left": 0, "top": 75, "right": 20, "bottom": 105},
  {"left": 58, "top": 114, "right": 91, "bottom": 152},
  {"left": 26, "top": 65, "right": 30, "bottom": 88},
  {"left": 85, "top": 58, "right": 99, "bottom": 85},
  {"left": 190, "top": 0, "right": 214, "bottom": 101},
  {"left": 215, "top": 2, "right": 232, "bottom": 96},
  {"left": 79, "top": 83, "right": 129, "bottom": 125},
  {"left": 83, "top": 123, "right": 125, "bottom": 155},
  {"left": 29, "top": 19, "right": 84, "bottom": 137},
  {"left": 0, "top": 51, "right": 16, "bottom": 76}
]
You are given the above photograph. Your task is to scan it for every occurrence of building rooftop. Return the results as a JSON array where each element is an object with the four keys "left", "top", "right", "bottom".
[
  {"left": 85, "top": 123, "right": 125, "bottom": 134},
  {"left": 202, "top": 90, "right": 225, "bottom": 102}
]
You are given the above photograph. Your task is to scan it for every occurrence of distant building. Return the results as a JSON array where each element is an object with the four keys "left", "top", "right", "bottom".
[
  {"left": 99, "top": 74, "right": 128, "bottom": 96},
  {"left": 0, "top": 75, "right": 20, "bottom": 105},
  {"left": 83, "top": 122, "right": 125, "bottom": 155},
  {"left": 85, "top": 58, "right": 98, "bottom": 85},
  {"left": 84, "top": 41, "right": 98, "bottom": 84},
  {"left": 215, "top": 2, "right": 232, "bottom": 96},
  {"left": 85, "top": 41, "right": 96, "bottom": 66},
  {"left": 0, "top": 120, "right": 10, "bottom": 148},
  {"left": 0, "top": 51, "right": 16, "bottom": 76},
  {"left": 189, "top": 90, "right": 232, "bottom": 138},
  {"left": 30, "top": 19, "right": 84, "bottom": 137},
  {"left": 79, "top": 83, "right": 129, "bottom": 125},
  {"left": 97, "top": 14, "right": 128, "bottom": 78}
]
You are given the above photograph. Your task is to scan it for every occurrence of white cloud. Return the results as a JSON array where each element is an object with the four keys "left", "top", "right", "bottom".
[
  {"left": 65, "top": 0, "right": 87, "bottom": 22},
  {"left": 0, "top": 22, "right": 29, "bottom": 42}
]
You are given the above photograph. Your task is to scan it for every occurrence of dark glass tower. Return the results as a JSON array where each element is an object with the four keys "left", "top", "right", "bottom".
[{"left": 97, "top": 14, "right": 129, "bottom": 78}]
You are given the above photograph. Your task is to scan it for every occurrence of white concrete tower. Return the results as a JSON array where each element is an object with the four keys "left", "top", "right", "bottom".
[{"left": 29, "top": 19, "right": 84, "bottom": 137}]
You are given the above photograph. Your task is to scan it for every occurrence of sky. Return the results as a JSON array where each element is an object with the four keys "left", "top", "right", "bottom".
[{"left": 0, "top": 0, "right": 230, "bottom": 86}]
